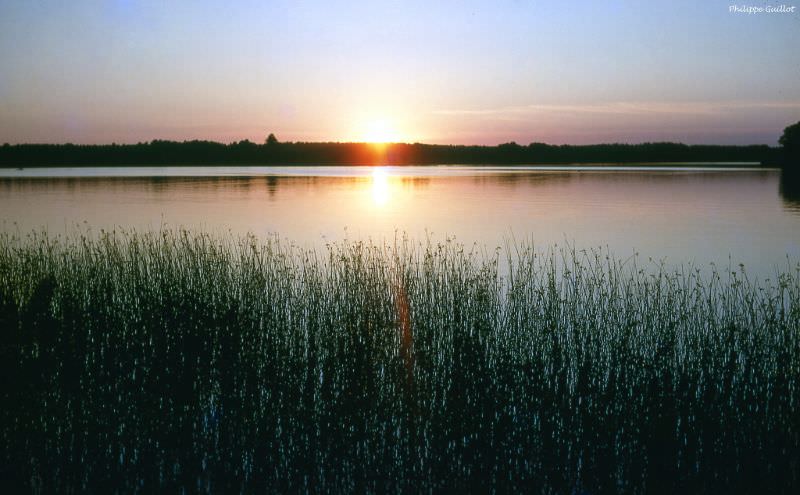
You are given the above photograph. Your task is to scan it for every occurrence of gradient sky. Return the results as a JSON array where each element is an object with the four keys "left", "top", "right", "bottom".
[{"left": 1, "top": 0, "right": 799, "bottom": 145}]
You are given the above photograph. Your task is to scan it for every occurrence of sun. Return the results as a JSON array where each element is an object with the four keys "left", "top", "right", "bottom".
[{"left": 360, "top": 119, "right": 401, "bottom": 144}]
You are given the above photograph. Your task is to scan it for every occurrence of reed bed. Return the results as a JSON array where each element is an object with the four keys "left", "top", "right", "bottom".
[{"left": 0, "top": 229, "right": 798, "bottom": 493}]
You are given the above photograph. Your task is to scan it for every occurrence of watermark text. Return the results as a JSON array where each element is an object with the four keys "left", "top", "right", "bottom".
[{"left": 729, "top": 4, "right": 796, "bottom": 13}]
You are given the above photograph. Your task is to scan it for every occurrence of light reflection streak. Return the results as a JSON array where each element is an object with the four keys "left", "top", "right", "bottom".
[{"left": 371, "top": 167, "right": 390, "bottom": 206}]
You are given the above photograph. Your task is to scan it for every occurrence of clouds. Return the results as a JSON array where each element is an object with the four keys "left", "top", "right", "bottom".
[
  {"left": 434, "top": 101, "right": 800, "bottom": 119},
  {"left": 426, "top": 100, "right": 800, "bottom": 145}
]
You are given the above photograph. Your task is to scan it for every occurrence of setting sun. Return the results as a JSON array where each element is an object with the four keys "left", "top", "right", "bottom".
[{"left": 360, "top": 119, "right": 401, "bottom": 144}]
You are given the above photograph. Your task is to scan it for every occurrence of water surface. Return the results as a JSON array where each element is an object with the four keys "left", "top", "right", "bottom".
[{"left": 2, "top": 165, "right": 798, "bottom": 279}]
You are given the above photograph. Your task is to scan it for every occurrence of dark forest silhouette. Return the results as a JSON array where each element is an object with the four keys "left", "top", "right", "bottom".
[
  {"left": 0, "top": 138, "right": 780, "bottom": 167},
  {"left": 779, "top": 121, "right": 800, "bottom": 175}
]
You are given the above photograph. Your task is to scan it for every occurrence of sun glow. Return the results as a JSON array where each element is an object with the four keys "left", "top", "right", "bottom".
[{"left": 360, "top": 119, "right": 401, "bottom": 144}]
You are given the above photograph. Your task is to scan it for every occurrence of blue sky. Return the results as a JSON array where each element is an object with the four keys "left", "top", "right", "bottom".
[{"left": 1, "top": 0, "right": 799, "bottom": 144}]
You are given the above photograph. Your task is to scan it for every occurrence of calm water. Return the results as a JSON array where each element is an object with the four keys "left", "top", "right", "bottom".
[{"left": 2, "top": 165, "right": 799, "bottom": 279}]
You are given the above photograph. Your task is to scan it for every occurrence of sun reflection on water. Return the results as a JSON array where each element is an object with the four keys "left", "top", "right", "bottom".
[{"left": 371, "top": 167, "right": 390, "bottom": 206}]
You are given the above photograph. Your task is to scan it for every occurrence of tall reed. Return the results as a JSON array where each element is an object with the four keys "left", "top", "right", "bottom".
[{"left": 0, "top": 229, "right": 798, "bottom": 493}]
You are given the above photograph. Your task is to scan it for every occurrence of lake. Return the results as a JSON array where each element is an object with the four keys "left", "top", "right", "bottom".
[
  {"left": 3, "top": 164, "right": 800, "bottom": 492},
  {"left": 1, "top": 165, "right": 799, "bottom": 280}
]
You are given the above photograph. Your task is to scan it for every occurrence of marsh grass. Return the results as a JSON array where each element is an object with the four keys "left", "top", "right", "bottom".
[{"left": 0, "top": 229, "right": 798, "bottom": 493}]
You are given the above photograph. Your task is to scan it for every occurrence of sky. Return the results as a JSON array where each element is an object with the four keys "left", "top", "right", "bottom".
[{"left": 1, "top": 0, "right": 799, "bottom": 145}]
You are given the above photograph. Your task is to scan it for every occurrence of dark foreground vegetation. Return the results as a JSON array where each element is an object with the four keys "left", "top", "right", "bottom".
[
  {"left": 1, "top": 230, "right": 798, "bottom": 493},
  {"left": 0, "top": 138, "right": 778, "bottom": 166}
]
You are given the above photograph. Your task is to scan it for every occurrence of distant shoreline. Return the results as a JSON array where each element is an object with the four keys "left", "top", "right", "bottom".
[
  {"left": 0, "top": 140, "right": 781, "bottom": 167},
  {"left": 0, "top": 164, "right": 774, "bottom": 178}
]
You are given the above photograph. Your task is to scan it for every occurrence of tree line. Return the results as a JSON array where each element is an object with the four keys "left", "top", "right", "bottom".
[{"left": 0, "top": 133, "right": 788, "bottom": 167}]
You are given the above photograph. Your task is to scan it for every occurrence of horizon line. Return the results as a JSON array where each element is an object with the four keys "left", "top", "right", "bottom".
[{"left": 1, "top": 139, "right": 781, "bottom": 148}]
